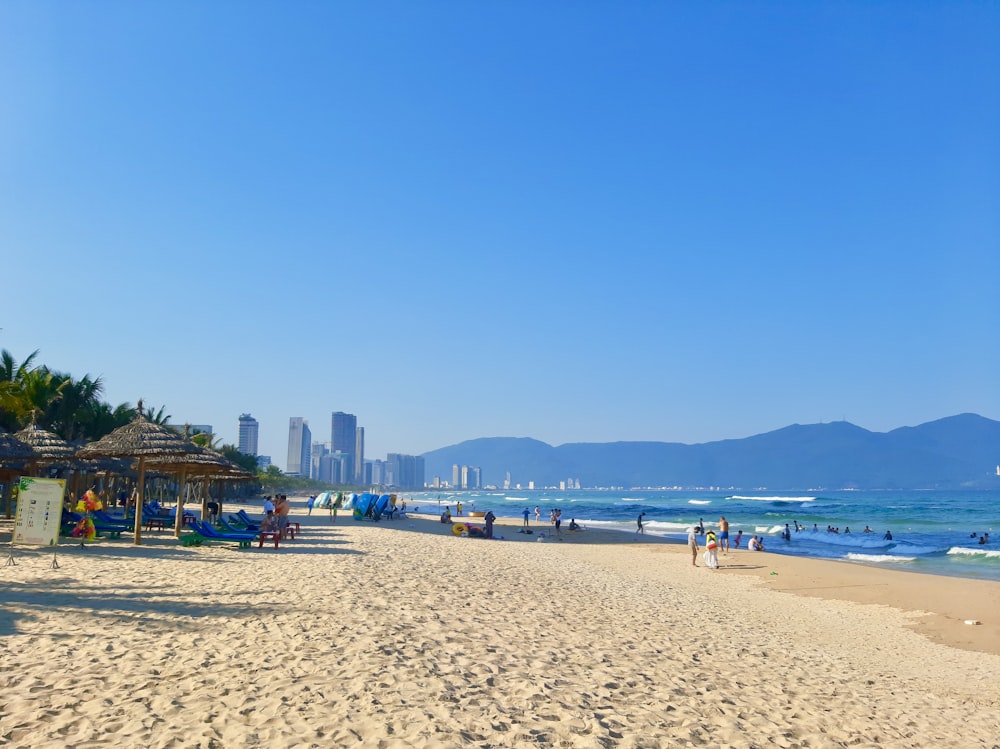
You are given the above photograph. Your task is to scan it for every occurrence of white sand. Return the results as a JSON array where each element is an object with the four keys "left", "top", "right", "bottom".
[{"left": 2, "top": 501, "right": 998, "bottom": 748}]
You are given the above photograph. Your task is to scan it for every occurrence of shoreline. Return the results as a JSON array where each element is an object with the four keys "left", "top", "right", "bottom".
[
  {"left": 416, "top": 511, "right": 1000, "bottom": 657},
  {"left": 2, "top": 498, "right": 998, "bottom": 747}
]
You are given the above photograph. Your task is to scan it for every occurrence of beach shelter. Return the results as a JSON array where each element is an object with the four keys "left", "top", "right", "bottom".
[
  {"left": 15, "top": 422, "right": 77, "bottom": 473},
  {"left": 76, "top": 401, "right": 199, "bottom": 544},
  {"left": 145, "top": 445, "right": 233, "bottom": 536},
  {"left": 0, "top": 429, "right": 37, "bottom": 518}
]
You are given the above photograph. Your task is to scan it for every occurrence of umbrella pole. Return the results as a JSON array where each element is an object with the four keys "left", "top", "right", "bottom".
[
  {"left": 134, "top": 456, "right": 146, "bottom": 545},
  {"left": 175, "top": 465, "right": 188, "bottom": 538}
]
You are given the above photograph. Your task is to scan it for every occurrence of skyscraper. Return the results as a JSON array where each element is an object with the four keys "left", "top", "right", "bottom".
[
  {"left": 386, "top": 454, "right": 425, "bottom": 489},
  {"left": 286, "top": 417, "right": 311, "bottom": 476},
  {"left": 238, "top": 413, "right": 259, "bottom": 456},
  {"left": 354, "top": 426, "right": 365, "bottom": 485},
  {"left": 330, "top": 412, "right": 357, "bottom": 483}
]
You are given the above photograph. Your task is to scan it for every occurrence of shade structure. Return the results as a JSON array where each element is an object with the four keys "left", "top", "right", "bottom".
[
  {"left": 76, "top": 404, "right": 199, "bottom": 544},
  {"left": 14, "top": 423, "right": 77, "bottom": 465},
  {"left": 0, "top": 429, "right": 38, "bottom": 518},
  {"left": 145, "top": 447, "right": 251, "bottom": 536},
  {"left": 0, "top": 429, "right": 37, "bottom": 465}
]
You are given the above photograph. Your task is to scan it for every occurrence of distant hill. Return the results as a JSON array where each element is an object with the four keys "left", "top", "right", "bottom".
[{"left": 420, "top": 413, "right": 1000, "bottom": 490}]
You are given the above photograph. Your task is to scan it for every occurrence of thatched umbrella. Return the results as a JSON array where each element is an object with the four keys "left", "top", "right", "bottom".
[
  {"left": 146, "top": 446, "right": 238, "bottom": 537},
  {"left": 0, "top": 429, "right": 37, "bottom": 518},
  {"left": 15, "top": 423, "right": 77, "bottom": 467},
  {"left": 76, "top": 401, "right": 199, "bottom": 544}
]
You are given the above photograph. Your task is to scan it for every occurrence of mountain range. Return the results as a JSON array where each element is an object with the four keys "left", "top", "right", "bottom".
[{"left": 420, "top": 413, "right": 1000, "bottom": 490}]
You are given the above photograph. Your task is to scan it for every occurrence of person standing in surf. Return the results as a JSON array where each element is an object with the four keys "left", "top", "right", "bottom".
[
  {"left": 719, "top": 516, "right": 730, "bottom": 553},
  {"left": 636, "top": 511, "right": 646, "bottom": 535}
]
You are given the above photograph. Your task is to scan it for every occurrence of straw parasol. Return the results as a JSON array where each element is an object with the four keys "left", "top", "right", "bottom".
[
  {"left": 15, "top": 423, "right": 77, "bottom": 466},
  {"left": 0, "top": 429, "right": 37, "bottom": 518},
  {"left": 146, "top": 445, "right": 245, "bottom": 536},
  {"left": 76, "top": 401, "right": 199, "bottom": 544}
]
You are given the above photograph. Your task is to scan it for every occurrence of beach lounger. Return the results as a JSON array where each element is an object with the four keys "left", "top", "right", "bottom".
[
  {"left": 236, "top": 509, "right": 260, "bottom": 526},
  {"left": 64, "top": 511, "right": 128, "bottom": 539},
  {"left": 228, "top": 514, "right": 261, "bottom": 531},
  {"left": 192, "top": 521, "right": 257, "bottom": 549}
]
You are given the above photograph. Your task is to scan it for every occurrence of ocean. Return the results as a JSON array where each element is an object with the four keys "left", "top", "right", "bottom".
[{"left": 405, "top": 489, "right": 1000, "bottom": 582}]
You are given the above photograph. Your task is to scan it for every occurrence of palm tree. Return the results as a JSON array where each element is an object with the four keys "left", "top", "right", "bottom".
[
  {"left": 6, "top": 367, "right": 65, "bottom": 430},
  {"left": 143, "top": 404, "right": 172, "bottom": 425},
  {"left": 191, "top": 431, "right": 222, "bottom": 450},
  {"left": 46, "top": 372, "right": 105, "bottom": 441},
  {"left": 81, "top": 401, "right": 136, "bottom": 442},
  {"left": 0, "top": 349, "right": 39, "bottom": 431}
]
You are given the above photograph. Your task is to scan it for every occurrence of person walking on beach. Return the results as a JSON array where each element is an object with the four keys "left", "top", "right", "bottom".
[
  {"left": 554, "top": 509, "right": 562, "bottom": 539},
  {"left": 733, "top": 529, "right": 743, "bottom": 549},
  {"left": 688, "top": 526, "right": 699, "bottom": 566},
  {"left": 522, "top": 508, "right": 530, "bottom": 528},
  {"left": 534, "top": 506, "right": 540, "bottom": 522},
  {"left": 704, "top": 530, "right": 719, "bottom": 569},
  {"left": 636, "top": 511, "right": 646, "bottom": 535},
  {"left": 484, "top": 510, "right": 496, "bottom": 539},
  {"left": 719, "top": 516, "right": 730, "bottom": 553}
]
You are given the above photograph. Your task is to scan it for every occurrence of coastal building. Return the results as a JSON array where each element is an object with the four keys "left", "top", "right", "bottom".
[
  {"left": 310, "top": 441, "right": 329, "bottom": 481},
  {"left": 331, "top": 412, "right": 357, "bottom": 483},
  {"left": 370, "top": 459, "right": 385, "bottom": 486},
  {"left": 256, "top": 455, "right": 271, "bottom": 469},
  {"left": 238, "top": 413, "right": 259, "bottom": 456},
  {"left": 318, "top": 451, "right": 348, "bottom": 484},
  {"left": 354, "top": 427, "right": 365, "bottom": 485},
  {"left": 386, "top": 453, "right": 425, "bottom": 489},
  {"left": 450, "top": 464, "right": 482, "bottom": 489},
  {"left": 286, "top": 417, "right": 311, "bottom": 477}
]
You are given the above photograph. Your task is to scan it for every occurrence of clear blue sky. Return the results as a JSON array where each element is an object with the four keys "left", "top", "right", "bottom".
[{"left": 2, "top": 2, "right": 998, "bottom": 470}]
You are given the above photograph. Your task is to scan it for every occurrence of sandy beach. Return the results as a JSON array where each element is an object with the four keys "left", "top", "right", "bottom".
[{"left": 2, "top": 499, "right": 999, "bottom": 748}]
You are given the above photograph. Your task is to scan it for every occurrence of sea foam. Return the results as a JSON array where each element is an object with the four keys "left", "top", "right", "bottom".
[
  {"left": 729, "top": 495, "right": 816, "bottom": 502},
  {"left": 947, "top": 547, "right": 1000, "bottom": 559},
  {"left": 846, "top": 553, "right": 916, "bottom": 563}
]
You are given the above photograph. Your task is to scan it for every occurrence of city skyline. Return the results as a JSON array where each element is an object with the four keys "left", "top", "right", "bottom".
[{"left": 2, "top": 3, "right": 997, "bottom": 466}]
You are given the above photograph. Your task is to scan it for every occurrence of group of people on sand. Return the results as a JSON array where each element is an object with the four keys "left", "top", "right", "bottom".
[
  {"left": 261, "top": 495, "right": 291, "bottom": 536},
  {"left": 687, "top": 516, "right": 780, "bottom": 568}
]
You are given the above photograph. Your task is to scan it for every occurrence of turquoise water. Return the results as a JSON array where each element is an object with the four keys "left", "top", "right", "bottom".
[{"left": 408, "top": 489, "right": 1000, "bottom": 581}]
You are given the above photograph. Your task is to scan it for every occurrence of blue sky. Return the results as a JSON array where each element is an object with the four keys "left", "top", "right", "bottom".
[{"left": 2, "top": 2, "right": 998, "bottom": 469}]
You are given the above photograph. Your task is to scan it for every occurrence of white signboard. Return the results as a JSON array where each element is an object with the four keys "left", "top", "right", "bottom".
[{"left": 12, "top": 477, "right": 66, "bottom": 547}]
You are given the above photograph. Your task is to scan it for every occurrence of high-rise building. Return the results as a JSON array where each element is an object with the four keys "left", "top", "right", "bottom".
[
  {"left": 286, "top": 417, "right": 311, "bottom": 476},
  {"left": 331, "top": 412, "right": 357, "bottom": 483},
  {"left": 387, "top": 454, "right": 425, "bottom": 489},
  {"left": 310, "top": 442, "right": 329, "bottom": 481},
  {"left": 452, "top": 464, "right": 461, "bottom": 489},
  {"left": 354, "top": 427, "right": 365, "bottom": 485},
  {"left": 238, "top": 413, "right": 259, "bottom": 456}
]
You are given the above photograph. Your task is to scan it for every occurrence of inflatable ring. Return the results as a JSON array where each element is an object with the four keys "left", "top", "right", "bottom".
[{"left": 452, "top": 522, "right": 468, "bottom": 536}]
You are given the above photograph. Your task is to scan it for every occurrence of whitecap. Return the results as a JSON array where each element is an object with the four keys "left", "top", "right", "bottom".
[
  {"left": 846, "top": 553, "right": 916, "bottom": 563},
  {"left": 729, "top": 495, "right": 816, "bottom": 502},
  {"left": 947, "top": 547, "right": 1000, "bottom": 559},
  {"left": 688, "top": 500, "right": 711, "bottom": 505}
]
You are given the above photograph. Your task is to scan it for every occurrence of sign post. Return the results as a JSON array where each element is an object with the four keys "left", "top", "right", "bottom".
[{"left": 6, "top": 477, "right": 66, "bottom": 568}]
